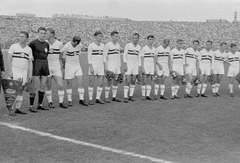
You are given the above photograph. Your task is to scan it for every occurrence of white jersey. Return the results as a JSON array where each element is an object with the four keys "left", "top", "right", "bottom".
[
  {"left": 155, "top": 45, "right": 171, "bottom": 63},
  {"left": 88, "top": 42, "right": 104, "bottom": 64},
  {"left": 47, "top": 40, "right": 64, "bottom": 65},
  {"left": 141, "top": 45, "right": 155, "bottom": 62},
  {"left": 185, "top": 48, "right": 199, "bottom": 65},
  {"left": 214, "top": 50, "right": 226, "bottom": 64},
  {"left": 62, "top": 42, "right": 82, "bottom": 66},
  {"left": 123, "top": 42, "right": 141, "bottom": 65},
  {"left": 225, "top": 51, "right": 240, "bottom": 68},
  {"left": 103, "top": 41, "right": 121, "bottom": 65},
  {"left": 8, "top": 43, "right": 33, "bottom": 69},
  {"left": 170, "top": 48, "right": 185, "bottom": 65},
  {"left": 199, "top": 49, "right": 214, "bottom": 64},
  {"left": 199, "top": 49, "right": 214, "bottom": 69}
]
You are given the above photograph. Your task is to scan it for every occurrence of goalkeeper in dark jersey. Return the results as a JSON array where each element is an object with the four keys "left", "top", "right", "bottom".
[{"left": 28, "top": 27, "right": 50, "bottom": 113}]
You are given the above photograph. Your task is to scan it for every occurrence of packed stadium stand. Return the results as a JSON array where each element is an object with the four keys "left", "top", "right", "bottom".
[{"left": 1, "top": 14, "right": 240, "bottom": 49}]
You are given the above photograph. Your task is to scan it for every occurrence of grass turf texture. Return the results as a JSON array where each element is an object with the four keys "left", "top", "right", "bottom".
[{"left": 1, "top": 50, "right": 240, "bottom": 163}]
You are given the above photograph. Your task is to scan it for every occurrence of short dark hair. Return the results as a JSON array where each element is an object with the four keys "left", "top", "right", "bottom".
[
  {"left": 132, "top": 33, "right": 140, "bottom": 38},
  {"left": 163, "top": 38, "right": 170, "bottom": 44},
  {"left": 206, "top": 40, "right": 213, "bottom": 44},
  {"left": 38, "top": 27, "right": 47, "bottom": 33},
  {"left": 220, "top": 42, "right": 227, "bottom": 46},
  {"left": 46, "top": 27, "right": 55, "bottom": 35},
  {"left": 72, "top": 36, "right": 81, "bottom": 44},
  {"left": 94, "top": 31, "right": 103, "bottom": 36},
  {"left": 176, "top": 39, "right": 183, "bottom": 43},
  {"left": 230, "top": 43, "right": 237, "bottom": 48},
  {"left": 147, "top": 35, "right": 154, "bottom": 39},
  {"left": 111, "top": 31, "right": 119, "bottom": 36},
  {"left": 20, "top": 31, "right": 29, "bottom": 38},
  {"left": 192, "top": 40, "right": 200, "bottom": 45}
]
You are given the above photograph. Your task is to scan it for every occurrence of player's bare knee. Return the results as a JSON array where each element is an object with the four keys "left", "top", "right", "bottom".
[
  {"left": 125, "top": 80, "right": 130, "bottom": 86},
  {"left": 58, "top": 85, "right": 64, "bottom": 90},
  {"left": 113, "top": 80, "right": 118, "bottom": 86},
  {"left": 130, "top": 80, "right": 136, "bottom": 85},
  {"left": 106, "top": 80, "right": 112, "bottom": 87},
  {"left": 78, "top": 81, "right": 84, "bottom": 88},
  {"left": 98, "top": 82, "right": 104, "bottom": 87},
  {"left": 46, "top": 83, "right": 51, "bottom": 91},
  {"left": 39, "top": 85, "right": 45, "bottom": 91},
  {"left": 142, "top": 81, "right": 146, "bottom": 85},
  {"left": 66, "top": 81, "right": 72, "bottom": 89}
]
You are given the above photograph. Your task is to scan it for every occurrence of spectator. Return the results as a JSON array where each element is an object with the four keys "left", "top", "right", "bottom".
[{"left": 1, "top": 15, "right": 240, "bottom": 50}]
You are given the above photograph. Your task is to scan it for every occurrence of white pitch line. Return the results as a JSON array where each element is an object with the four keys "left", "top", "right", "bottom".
[{"left": 0, "top": 122, "right": 175, "bottom": 163}]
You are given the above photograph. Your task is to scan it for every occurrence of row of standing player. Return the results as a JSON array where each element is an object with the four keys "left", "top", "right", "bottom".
[
  {"left": 89, "top": 33, "right": 240, "bottom": 103},
  {"left": 6, "top": 27, "right": 240, "bottom": 116}
]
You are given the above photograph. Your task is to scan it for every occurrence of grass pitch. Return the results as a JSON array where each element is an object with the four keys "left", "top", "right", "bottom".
[{"left": 1, "top": 50, "right": 240, "bottom": 163}]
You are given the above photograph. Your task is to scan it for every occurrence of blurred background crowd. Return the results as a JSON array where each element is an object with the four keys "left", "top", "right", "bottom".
[{"left": 1, "top": 15, "right": 240, "bottom": 50}]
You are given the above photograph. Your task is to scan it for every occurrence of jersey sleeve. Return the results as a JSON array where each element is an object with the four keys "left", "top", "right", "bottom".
[
  {"left": 154, "top": 47, "right": 159, "bottom": 56},
  {"left": 87, "top": 44, "right": 93, "bottom": 64},
  {"left": 184, "top": 49, "right": 188, "bottom": 63},
  {"left": 211, "top": 52, "right": 215, "bottom": 70},
  {"left": 28, "top": 41, "right": 35, "bottom": 50},
  {"left": 169, "top": 50, "right": 174, "bottom": 60},
  {"left": 152, "top": 48, "right": 156, "bottom": 56},
  {"left": 141, "top": 47, "right": 145, "bottom": 57},
  {"left": 78, "top": 43, "right": 82, "bottom": 56},
  {"left": 183, "top": 50, "right": 186, "bottom": 64},
  {"left": 29, "top": 48, "right": 33, "bottom": 60},
  {"left": 8, "top": 45, "right": 14, "bottom": 54},
  {"left": 138, "top": 47, "right": 142, "bottom": 67},
  {"left": 118, "top": 44, "right": 121, "bottom": 66},
  {"left": 62, "top": 44, "right": 68, "bottom": 58},
  {"left": 224, "top": 52, "right": 228, "bottom": 61},
  {"left": 59, "top": 42, "right": 64, "bottom": 53},
  {"left": 103, "top": 43, "right": 109, "bottom": 63},
  {"left": 198, "top": 51, "right": 201, "bottom": 59},
  {"left": 123, "top": 44, "right": 128, "bottom": 63},
  {"left": 47, "top": 43, "right": 50, "bottom": 53}
]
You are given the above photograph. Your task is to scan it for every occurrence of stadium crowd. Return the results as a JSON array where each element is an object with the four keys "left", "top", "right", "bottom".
[{"left": 1, "top": 15, "right": 240, "bottom": 49}]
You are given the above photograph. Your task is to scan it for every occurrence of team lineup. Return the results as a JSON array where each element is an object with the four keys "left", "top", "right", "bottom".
[{"left": 4, "top": 27, "right": 240, "bottom": 116}]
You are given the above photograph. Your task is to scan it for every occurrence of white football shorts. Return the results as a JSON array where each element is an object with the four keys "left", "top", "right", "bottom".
[
  {"left": 156, "top": 62, "right": 169, "bottom": 76},
  {"left": 89, "top": 61, "right": 104, "bottom": 76},
  {"left": 65, "top": 64, "right": 83, "bottom": 79}
]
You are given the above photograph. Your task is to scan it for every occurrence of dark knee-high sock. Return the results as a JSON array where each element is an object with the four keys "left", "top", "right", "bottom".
[
  {"left": 38, "top": 91, "right": 45, "bottom": 105},
  {"left": 29, "top": 93, "right": 35, "bottom": 106}
]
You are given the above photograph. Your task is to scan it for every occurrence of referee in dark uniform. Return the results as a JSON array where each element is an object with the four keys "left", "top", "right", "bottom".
[
  {"left": 0, "top": 46, "right": 5, "bottom": 93},
  {"left": 28, "top": 27, "right": 50, "bottom": 112}
]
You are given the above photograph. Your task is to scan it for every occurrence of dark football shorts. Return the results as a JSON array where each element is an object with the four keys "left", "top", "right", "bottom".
[{"left": 33, "top": 59, "right": 50, "bottom": 76}]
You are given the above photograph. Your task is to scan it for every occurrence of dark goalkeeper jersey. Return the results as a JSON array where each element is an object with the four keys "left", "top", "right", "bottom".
[{"left": 29, "top": 39, "right": 49, "bottom": 60}]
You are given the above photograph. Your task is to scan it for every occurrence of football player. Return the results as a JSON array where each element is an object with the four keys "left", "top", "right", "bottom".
[
  {"left": 45, "top": 27, "right": 67, "bottom": 109},
  {"left": 154, "top": 38, "right": 171, "bottom": 100},
  {"left": 225, "top": 43, "right": 240, "bottom": 97},
  {"left": 170, "top": 39, "right": 186, "bottom": 99},
  {"left": 103, "top": 31, "right": 122, "bottom": 103},
  {"left": 62, "top": 36, "right": 88, "bottom": 106},
  {"left": 197, "top": 40, "right": 214, "bottom": 97},
  {"left": 88, "top": 31, "right": 105, "bottom": 105},
  {"left": 212, "top": 42, "right": 227, "bottom": 96},
  {"left": 123, "top": 33, "right": 141, "bottom": 103},
  {"left": 8, "top": 31, "right": 33, "bottom": 115},
  {"left": 29, "top": 27, "right": 50, "bottom": 112},
  {"left": 184, "top": 40, "right": 201, "bottom": 98},
  {"left": 141, "top": 35, "right": 156, "bottom": 100}
]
